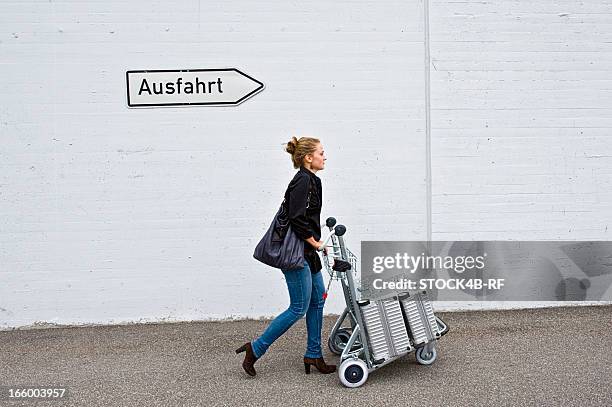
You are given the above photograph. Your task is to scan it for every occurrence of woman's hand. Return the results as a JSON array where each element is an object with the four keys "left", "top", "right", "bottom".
[
  {"left": 317, "top": 241, "right": 328, "bottom": 255},
  {"left": 305, "top": 236, "right": 327, "bottom": 255}
]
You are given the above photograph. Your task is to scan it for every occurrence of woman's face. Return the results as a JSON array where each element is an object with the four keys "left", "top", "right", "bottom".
[{"left": 306, "top": 143, "right": 326, "bottom": 171}]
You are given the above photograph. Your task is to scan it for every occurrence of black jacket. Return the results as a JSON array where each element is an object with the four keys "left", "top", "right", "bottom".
[{"left": 284, "top": 166, "right": 323, "bottom": 273}]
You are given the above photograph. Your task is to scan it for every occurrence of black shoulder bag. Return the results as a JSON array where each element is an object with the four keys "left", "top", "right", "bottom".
[{"left": 253, "top": 179, "right": 312, "bottom": 271}]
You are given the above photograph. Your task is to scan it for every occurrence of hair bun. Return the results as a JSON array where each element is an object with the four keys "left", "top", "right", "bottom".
[{"left": 285, "top": 136, "right": 299, "bottom": 155}]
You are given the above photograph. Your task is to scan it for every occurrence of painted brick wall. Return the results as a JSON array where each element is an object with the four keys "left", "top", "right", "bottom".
[
  {"left": 1, "top": 1, "right": 610, "bottom": 328},
  {"left": 0, "top": 1, "right": 427, "bottom": 327},
  {"left": 429, "top": 1, "right": 612, "bottom": 240},
  {"left": 428, "top": 1, "right": 612, "bottom": 310}
]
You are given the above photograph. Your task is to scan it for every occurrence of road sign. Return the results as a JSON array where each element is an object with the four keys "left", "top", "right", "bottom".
[{"left": 126, "top": 68, "right": 264, "bottom": 107}]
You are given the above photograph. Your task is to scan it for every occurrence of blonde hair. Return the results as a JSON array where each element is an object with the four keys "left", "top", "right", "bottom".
[{"left": 285, "top": 136, "right": 320, "bottom": 169}]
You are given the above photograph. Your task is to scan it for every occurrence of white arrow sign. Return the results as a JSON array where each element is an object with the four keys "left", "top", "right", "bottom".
[{"left": 126, "top": 68, "right": 264, "bottom": 107}]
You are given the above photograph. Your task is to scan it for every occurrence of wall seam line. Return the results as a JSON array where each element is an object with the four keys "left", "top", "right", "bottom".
[{"left": 424, "top": 0, "right": 432, "bottom": 242}]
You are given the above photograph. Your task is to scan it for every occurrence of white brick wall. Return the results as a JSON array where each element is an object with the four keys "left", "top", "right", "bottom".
[
  {"left": 428, "top": 0, "right": 612, "bottom": 311},
  {"left": 0, "top": 1, "right": 427, "bottom": 328},
  {"left": 429, "top": 0, "right": 612, "bottom": 240},
  {"left": 1, "top": 1, "right": 610, "bottom": 328}
]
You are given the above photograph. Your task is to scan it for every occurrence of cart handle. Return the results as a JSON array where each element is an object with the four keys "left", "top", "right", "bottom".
[
  {"left": 326, "top": 217, "right": 337, "bottom": 228},
  {"left": 317, "top": 224, "right": 347, "bottom": 251}
]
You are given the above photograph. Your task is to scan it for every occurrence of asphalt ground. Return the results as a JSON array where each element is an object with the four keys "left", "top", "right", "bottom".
[{"left": 0, "top": 305, "right": 610, "bottom": 407}]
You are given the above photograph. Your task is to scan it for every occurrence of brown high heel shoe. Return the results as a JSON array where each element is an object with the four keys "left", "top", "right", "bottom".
[
  {"left": 303, "top": 357, "right": 336, "bottom": 374},
  {"left": 235, "top": 342, "right": 258, "bottom": 376}
]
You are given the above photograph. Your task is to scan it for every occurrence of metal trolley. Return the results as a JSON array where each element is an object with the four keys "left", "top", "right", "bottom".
[{"left": 319, "top": 217, "right": 449, "bottom": 388}]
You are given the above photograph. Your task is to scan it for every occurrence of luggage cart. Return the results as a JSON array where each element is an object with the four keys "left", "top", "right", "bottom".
[{"left": 319, "top": 217, "right": 449, "bottom": 388}]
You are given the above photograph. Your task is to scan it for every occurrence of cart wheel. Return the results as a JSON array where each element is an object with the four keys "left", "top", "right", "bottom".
[
  {"left": 415, "top": 347, "right": 437, "bottom": 365},
  {"left": 339, "top": 359, "right": 368, "bottom": 388},
  {"left": 328, "top": 328, "right": 352, "bottom": 355}
]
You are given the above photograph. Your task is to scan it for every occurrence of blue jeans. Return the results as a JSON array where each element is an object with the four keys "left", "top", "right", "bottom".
[{"left": 251, "top": 262, "right": 326, "bottom": 359}]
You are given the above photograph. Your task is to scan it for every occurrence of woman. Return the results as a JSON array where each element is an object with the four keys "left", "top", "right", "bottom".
[{"left": 236, "top": 136, "right": 336, "bottom": 376}]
